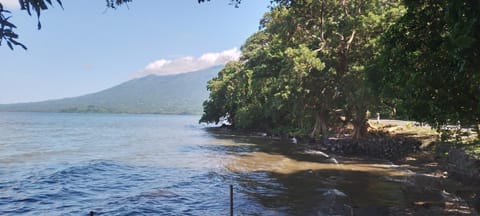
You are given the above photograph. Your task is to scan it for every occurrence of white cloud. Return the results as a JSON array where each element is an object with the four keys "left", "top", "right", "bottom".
[
  {"left": 133, "top": 48, "right": 241, "bottom": 78},
  {"left": 0, "top": 0, "right": 20, "bottom": 10}
]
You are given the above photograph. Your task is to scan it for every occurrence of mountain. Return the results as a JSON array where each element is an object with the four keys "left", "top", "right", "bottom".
[{"left": 0, "top": 66, "right": 222, "bottom": 114}]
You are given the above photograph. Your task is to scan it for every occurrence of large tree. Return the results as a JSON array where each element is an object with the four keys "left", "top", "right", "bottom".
[
  {"left": 368, "top": 0, "right": 480, "bottom": 135},
  {"left": 201, "top": 0, "right": 403, "bottom": 140},
  {"left": 264, "top": 0, "right": 403, "bottom": 139},
  {"left": 200, "top": 61, "right": 250, "bottom": 127}
]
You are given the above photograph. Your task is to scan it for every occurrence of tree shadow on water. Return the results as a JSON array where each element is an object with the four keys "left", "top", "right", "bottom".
[
  {"left": 230, "top": 168, "right": 475, "bottom": 216},
  {"left": 203, "top": 128, "right": 477, "bottom": 215}
]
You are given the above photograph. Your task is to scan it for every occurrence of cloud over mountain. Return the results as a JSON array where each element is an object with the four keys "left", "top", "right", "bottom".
[{"left": 133, "top": 48, "right": 240, "bottom": 78}]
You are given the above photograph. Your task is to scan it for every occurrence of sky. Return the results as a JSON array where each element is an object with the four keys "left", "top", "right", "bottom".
[{"left": 0, "top": 0, "right": 270, "bottom": 103}]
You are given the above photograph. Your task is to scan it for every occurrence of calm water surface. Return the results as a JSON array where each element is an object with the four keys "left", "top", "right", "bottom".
[{"left": 0, "top": 112, "right": 452, "bottom": 215}]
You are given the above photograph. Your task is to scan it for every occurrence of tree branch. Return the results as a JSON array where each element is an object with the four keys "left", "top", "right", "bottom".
[
  {"left": 334, "top": 32, "right": 345, "bottom": 40},
  {"left": 345, "top": 30, "right": 356, "bottom": 51},
  {"left": 342, "top": 0, "right": 349, "bottom": 17}
]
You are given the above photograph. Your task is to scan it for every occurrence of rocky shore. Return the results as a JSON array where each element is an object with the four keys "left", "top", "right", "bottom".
[
  {"left": 309, "top": 137, "right": 479, "bottom": 215},
  {"left": 312, "top": 136, "right": 421, "bottom": 161},
  {"left": 211, "top": 121, "right": 480, "bottom": 214}
]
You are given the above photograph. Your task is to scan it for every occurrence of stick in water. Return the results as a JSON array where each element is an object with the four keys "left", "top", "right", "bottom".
[{"left": 230, "top": 184, "right": 233, "bottom": 216}]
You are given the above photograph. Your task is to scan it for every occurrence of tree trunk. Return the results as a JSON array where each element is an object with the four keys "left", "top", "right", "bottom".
[
  {"left": 311, "top": 108, "right": 329, "bottom": 142},
  {"left": 352, "top": 109, "right": 369, "bottom": 139},
  {"left": 476, "top": 119, "right": 480, "bottom": 139},
  {"left": 352, "top": 118, "right": 369, "bottom": 139}
]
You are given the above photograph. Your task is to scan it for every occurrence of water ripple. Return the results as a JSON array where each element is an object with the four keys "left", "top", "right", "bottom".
[{"left": 2, "top": 113, "right": 473, "bottom": 215}]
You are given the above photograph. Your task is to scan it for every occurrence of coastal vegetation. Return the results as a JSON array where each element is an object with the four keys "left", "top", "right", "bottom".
[{"left": 200, "top": 0, "right": 480, "bottom": 142}]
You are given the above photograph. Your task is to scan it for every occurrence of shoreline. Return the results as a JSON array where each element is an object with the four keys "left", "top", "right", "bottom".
[{"left": 208, "top": 121, "right": 480, "bottom": 214}]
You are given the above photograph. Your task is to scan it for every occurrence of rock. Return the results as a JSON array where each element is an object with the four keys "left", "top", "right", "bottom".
[
  {"left": 316, "top": 189, "right": 353, "bottom": 216},
  {"left": 323, "top": 189, "right": 347, "bottom": 197},
  {"left": 473, "top": 192, "right": 480, "bottom": 213},
  {"left": 314, "top": 136, "right": 420, "bottom": 161},
  {"left": 447, "top": 148, "right": 480, "bottom": 183}
]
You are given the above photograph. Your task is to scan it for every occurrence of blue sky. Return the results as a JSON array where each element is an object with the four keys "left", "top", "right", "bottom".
[{"left": 0, "top": 0, "right": 270, "bottom": 103}]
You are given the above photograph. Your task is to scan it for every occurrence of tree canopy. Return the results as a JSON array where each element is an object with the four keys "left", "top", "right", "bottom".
[
  {"left": 368, "top": 0, "right": 480, "bottom": 132},
  {"left": 200, "top": 0, "right": 404, "bottom": 139},
  {"left": 201, "top": 0, "right": 479, "bottom": 139}
]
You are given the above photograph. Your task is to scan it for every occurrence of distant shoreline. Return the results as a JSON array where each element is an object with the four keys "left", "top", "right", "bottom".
[{"left": 0, "top": 110, "right": 203, "bottom": 116}]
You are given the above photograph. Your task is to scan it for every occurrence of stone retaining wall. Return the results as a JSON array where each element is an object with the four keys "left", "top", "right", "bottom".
[
  {"left": 317, "top": 137, "right": 421, "bottom": 161},
  {"left": 447, "top": 148, "right": 480, "bottom": 183}
]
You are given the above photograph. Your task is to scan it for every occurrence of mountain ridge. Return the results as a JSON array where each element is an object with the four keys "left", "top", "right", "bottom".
[{"left": 0, "top": 66, "right": 222, "bottom": 114}]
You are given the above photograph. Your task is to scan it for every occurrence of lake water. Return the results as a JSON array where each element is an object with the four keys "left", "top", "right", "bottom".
[{"left": 0, "top": 112, "right": 468, "bottom": 215}]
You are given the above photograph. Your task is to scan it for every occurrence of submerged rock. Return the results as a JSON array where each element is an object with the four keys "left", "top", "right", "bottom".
[{"left": 315, "top": 189, "right": 353, "bottom": 216}]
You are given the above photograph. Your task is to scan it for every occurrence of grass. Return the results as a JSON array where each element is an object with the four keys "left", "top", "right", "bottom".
[
  {"left": 464, "top": 140, "right": 480, "bottom": 159},
  {"left": 368, "top": 120, "right": 480, "bottom": 159},
  {"left": 368, "top": 119, "right": 438, "bottom": 147}
]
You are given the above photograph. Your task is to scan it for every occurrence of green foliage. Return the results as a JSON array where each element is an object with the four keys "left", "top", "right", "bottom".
[
  {"left": 464, "top": 140, "right": 480, "bottom": 159},
  {"left": 60, "top": 105, "right": 114, "bottom": 113},
  {"left": 201, "top": 0, "right": 402, "bottom": 139},
  {"left": 200, "top": 62, "right": 248, "bottom": 125},
  {"left": 369, "top": 0, "right": 480, "bottom": 130}
]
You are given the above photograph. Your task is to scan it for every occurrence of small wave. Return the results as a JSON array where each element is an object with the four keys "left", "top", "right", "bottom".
[
  {"left": 185, "top": 124, "right": 207, "bottom": 130},
  {"left": 303, "top": 150, "right": 339, "bottom": 164},
  {"left": 0, "top": 161, "right": 239, "bottom": 215},
  {"left": 304, "top": 150, "right": 330, "bottom": 158}
]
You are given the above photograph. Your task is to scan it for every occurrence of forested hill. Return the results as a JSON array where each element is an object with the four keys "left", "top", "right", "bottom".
[{"left": 0, "top": 66, "right": 222, "bottom": 114}]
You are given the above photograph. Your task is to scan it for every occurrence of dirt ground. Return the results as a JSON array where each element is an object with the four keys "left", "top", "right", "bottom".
[{"left": 370, "top": 120, "right": 480, "bottom": 215}]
